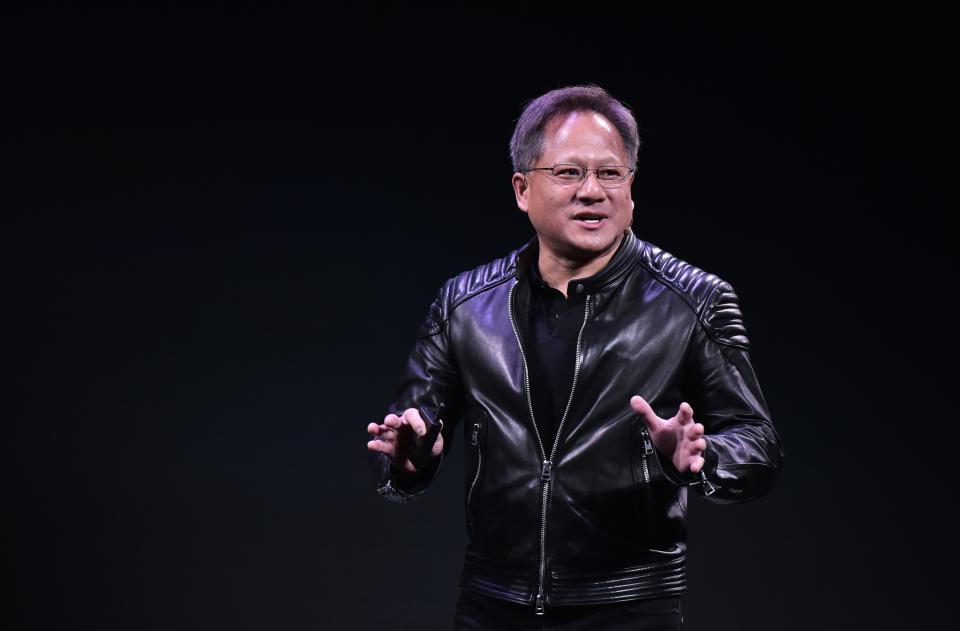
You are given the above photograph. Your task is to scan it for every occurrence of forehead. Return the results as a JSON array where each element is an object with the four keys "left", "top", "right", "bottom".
[{"left": 541, "top": 110, "right": 627, "bottom": 161}]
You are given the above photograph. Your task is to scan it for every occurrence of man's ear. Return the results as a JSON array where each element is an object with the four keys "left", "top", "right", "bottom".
[{"left": 512, "top": 173, "right": 529, "bottom": 213}]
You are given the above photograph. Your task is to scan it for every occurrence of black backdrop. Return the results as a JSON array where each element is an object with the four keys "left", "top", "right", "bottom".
[{"left": 9, "top": 4, "right": 957, "bottom": 630}]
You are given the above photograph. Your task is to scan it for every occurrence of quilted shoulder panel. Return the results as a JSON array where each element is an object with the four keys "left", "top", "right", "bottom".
[
  {"left": 416, "top": 249, "right": 518, "bottom": 338},
  {"left": 636, "top": 241, "right": 750, "bottom": 349}
]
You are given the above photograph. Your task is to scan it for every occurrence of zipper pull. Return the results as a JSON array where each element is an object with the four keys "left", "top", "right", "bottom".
[
  {"left": 697, "top": 471, "right": 717, "bottom": 496},
  {"left": 471, "top": 423, "right": 479, "bottom": 447},
  {"left": 535, "top": 589, "right": 545, "bottom": 615},
  {"left": 541, "top": 460, "right": 553, "bottom": 481},
  {"left": 641, "top": 428, "right": 654, "bottom": 455}
]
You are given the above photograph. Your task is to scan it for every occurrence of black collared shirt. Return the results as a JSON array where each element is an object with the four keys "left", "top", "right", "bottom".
[{"left": 526, "top": 263, "right": 591, "bottom": 452}]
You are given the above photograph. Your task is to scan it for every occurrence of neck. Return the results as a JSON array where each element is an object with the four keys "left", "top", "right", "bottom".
[{"left": 536, "top": 232, "right": 625, "bottom": 298}]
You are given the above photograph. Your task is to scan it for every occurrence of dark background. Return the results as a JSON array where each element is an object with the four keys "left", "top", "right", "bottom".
[{"left": 9, "top": 3, "right": 957, "bottom": 629}]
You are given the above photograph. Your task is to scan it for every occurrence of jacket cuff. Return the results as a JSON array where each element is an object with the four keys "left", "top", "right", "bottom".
[
  {"left": 656, "top": 439, "right": 720, "bottom": 495},
  {"left": 375, "top": 450, "right": 444, "bottom": 504}
]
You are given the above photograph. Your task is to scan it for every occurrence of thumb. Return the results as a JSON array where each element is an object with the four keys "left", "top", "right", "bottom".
[{"left": 630, "top": 395, "right": 661, "bottom": 429}]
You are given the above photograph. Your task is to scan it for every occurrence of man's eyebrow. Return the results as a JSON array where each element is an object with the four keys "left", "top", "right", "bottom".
[{"left": 549, "top": 157, "right": 628, "bottom": 165}]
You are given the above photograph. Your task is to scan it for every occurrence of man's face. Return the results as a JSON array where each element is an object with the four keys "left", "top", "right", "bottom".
[{"left": 512, "top": 110, "right": 635, "bottom": 262}]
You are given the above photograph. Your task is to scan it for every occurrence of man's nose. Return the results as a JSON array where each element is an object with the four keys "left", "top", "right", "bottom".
[{"left": 575, "top": 170, "right": 606, "bottom": 201}]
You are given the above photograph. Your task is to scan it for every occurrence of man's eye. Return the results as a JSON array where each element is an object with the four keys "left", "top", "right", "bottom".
[
  {"left": 597, "top": 168, "right": 623, "bottom": 179},
  {"left": 554, "top": 167, "right": 583, "bottom": 178}
]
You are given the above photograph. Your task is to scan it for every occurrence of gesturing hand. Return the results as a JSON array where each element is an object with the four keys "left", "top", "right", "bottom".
[
  {"left": 630, "top": 396, "right": 707, "bottom": 475},
  {"left": 366, "top": 408, "right": 445, "bottom": 472}
]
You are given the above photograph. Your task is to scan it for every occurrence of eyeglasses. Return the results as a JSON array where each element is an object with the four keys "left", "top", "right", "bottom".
[{"left": 523, "top": 163, "right": 634, "bottom": 188}]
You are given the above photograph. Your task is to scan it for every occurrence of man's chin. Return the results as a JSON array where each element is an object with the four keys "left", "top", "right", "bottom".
[
  {"left": 550, "top": 234, "right": 620, "bottom": 264},
  {"left": 553, "top": 231, "right": 625, "bottom": 262}
]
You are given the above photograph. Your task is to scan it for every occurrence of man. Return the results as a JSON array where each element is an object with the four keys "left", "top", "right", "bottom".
[{"left": 366, "top": 85, "right": 783, "bottom": 630}]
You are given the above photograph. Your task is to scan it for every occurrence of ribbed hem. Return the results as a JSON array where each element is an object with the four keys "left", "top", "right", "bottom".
[
  {"left": 458, "top": 553, "right": 533, "bottom": 605},
  {"left": 549, "top": 556, "right": 686, "bottom": 605},
  {"left": 458, "top": 552, "right": 686, "bottom": 608}
]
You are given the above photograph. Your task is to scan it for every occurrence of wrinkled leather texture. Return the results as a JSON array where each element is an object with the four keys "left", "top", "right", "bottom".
[{"left": 372, "top": 229, "right": 784, "bottom": 610}]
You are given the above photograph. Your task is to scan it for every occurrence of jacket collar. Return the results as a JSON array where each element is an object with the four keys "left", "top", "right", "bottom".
[{"left": 514, "top": 229, "right": 640, "bottom": 295}]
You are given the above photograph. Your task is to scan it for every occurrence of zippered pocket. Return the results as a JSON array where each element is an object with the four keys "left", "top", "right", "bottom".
[
  {"left": 638, "top": 425, "right": 655, "bottom": 510},
  {"left": 466, "top": 419, "right": 483, "bottom": 539},
  {"left": 631, "top": 421, "right": 660, "bottom": 535}
]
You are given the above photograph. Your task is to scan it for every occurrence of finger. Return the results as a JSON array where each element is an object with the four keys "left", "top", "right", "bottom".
[
  {"left": 402, "top": 408, "right": 427, "bottom": 437},
  {"left": 383, "top": 414, "right": 403, "bottom": 429},
  {"left": 676, "top": 402, "right": 694, "bottom": 425},
  {"left": 366, "top": 438, "right": 396, "bottom": 457},
  {"left": 431, "top": 433, "right": 445, "bottom": 457},
  {"left": 685, "top": 422, "right": 704, "bottom": 441},
  {"left": 630, "top": 395, "right": 661, "bottom": 427},
  {"left": 370, "top": 420, "right": 398, "bottom": 440},
  {"left": 690, "top": 454, "right": 705, "bottom": 474},
  {"left": 689, "top": 438, "right": 707, "bottom": 453},
  {"left": 372, "top": 425, "right": 398, "bottom": 443}
]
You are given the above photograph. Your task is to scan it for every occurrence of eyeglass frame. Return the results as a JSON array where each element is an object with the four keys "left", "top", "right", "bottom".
[{"left": 522, "top": 163, "right": 635, "bottom": 188}]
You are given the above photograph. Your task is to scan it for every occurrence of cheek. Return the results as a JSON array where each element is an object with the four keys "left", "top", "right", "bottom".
[
  {"left": 529, "top": 208, "right": 557, "bottom": 231},
  {"left": 528, "top": 193, "right": 563, "bottom": 222}
]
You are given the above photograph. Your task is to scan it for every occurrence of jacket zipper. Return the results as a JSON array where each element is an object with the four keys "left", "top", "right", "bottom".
[
  {"left": 508, "top": 282, "right": 591, "bottom": 616},
  {"left": 466, "top": 422, "right": 482, "bottom": 533},
  {"left": 639, "top": 425, "right": 655, "bottom": 516},
  {"left": 640, "top": 426, "right": 654, "bottom": 487}
]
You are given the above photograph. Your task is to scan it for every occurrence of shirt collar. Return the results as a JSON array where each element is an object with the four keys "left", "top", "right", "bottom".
[{"left": 526, "top": 230, "right": 634, "bottom": 298}]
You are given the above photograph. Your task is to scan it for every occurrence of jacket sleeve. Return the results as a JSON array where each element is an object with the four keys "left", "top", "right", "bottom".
[
  {"left": 662, "top": 280, "right": 784, "bottom": 503},
  {"left": 370, "top": 281, "right": 466, "bottom": 504}
]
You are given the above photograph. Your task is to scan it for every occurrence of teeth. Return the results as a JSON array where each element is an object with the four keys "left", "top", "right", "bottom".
[{"left": 583, "top": 218, "right": 601, "bottom": 223}]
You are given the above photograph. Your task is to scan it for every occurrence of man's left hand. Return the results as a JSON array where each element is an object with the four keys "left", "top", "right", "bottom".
[{"left": 630, "top": 396, "right": 707, "bottom": 474}]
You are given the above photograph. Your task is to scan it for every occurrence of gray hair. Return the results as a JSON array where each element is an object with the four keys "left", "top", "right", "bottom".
[{"left": 509, "top": 84, "right": 641, "bottom": 172}]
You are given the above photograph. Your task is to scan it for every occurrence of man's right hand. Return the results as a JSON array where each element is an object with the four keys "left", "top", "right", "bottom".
[{"left": 367, "top": 408, "right": 444, "bottom": 472}]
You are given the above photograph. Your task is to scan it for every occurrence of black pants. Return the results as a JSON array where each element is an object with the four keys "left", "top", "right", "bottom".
[{"left": 453, "top": 589, "right": 683, "bottom": 630}]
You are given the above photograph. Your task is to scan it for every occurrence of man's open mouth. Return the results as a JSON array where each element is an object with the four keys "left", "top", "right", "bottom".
[{"left": 573, "top": 212, "right": 607, "bottom": 224}]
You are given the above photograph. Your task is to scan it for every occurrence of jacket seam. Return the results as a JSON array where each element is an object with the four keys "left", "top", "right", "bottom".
[{"left": 717, "top": 462, "right": 776, "bottom": 470}]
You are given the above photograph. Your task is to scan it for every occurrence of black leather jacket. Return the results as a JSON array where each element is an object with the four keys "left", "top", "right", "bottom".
[{"left": 372, "top": 229, "right": 783, "bottom": 614}]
